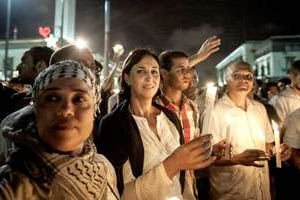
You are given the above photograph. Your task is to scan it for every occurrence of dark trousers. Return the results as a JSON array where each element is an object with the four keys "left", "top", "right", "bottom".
[{"left": 269, "top": 158, "right": 300, "bottom": 200}]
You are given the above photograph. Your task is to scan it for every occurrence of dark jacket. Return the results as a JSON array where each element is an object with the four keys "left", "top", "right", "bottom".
[{"left": 94, "top": 99, "right": 185, "bottom": 194}]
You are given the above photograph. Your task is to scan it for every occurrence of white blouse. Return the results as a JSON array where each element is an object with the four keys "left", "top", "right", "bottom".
[{"left": 121, "top": 112, "right": 195, "bottom": 200}]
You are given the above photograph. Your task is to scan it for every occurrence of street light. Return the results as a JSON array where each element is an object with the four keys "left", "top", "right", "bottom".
[
  {"left": 103, "top": 0, "right": 110, "bottom": 77},
  {"left": 74, "top": 38, "right": 88, "bottom": 49},
  {"left": 4, "top": 0, "right": 12, "bottom": 80}
]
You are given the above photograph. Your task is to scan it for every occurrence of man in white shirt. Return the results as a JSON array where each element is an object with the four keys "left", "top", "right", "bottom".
[
  {"left": 207, "top": 60, "right": 290, "bottom": 200},
  {"left": 271, "top": 60, "right": 300, "bottom": 126},
  {"left": 281, "top": 107, "right": 300, "bottom": 199}
]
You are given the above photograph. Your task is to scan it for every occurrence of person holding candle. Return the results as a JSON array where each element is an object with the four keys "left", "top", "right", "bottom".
[
  {"left": 206, "top": 60, "right": 291, "bottom": 200},
  {"left": 283, "top": 107, "right": 300, "bottom": 170},
  {"left": 157, "top": 50, "right": 226, "bottom": 199},
  {"left": 95, "top": 49, "right": 216, "bottom": 199},
  {"left": 271, "top": 60, "right": 300, "bottom": 126},
  {"left": 279, "top": 107, "right": 300, "bottom": 199}
]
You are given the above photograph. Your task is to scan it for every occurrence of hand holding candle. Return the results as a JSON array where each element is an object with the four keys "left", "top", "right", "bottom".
[{"left": 271, "top": 120, "right": 282, "bottom": 168}]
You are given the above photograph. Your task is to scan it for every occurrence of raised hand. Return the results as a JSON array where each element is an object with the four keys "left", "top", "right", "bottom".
[
  {"left": 197, "top": 36, "right": 221, "bottom": 60},
  {"left": 189, "top": 36, "right": 221, "bottom": 67}
]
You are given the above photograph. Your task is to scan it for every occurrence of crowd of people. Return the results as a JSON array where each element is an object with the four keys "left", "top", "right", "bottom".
[{"left": 0, "top": 35, "right": 299, "bottom": 200}]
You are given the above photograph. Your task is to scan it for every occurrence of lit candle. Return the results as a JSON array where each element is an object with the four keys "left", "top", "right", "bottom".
[
  {"left": 224, "top": 115, "right": 232, "bottom": 159},
  {"left": 202, "top": 82, "right": 217, "bottom": 134},
  {"left": 271, "top": 120, "right": 281, "bottom": 168}
]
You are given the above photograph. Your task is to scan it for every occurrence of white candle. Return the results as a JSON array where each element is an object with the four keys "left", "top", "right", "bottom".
[
  {"left": 224, "top": 115, "right": 232, "bottom": 159},
  {"left": 202, "top": 82, "right": 217, "bottom": 135},
  {"left": 271, "top": 120, "right": 281, "bottom": 168}
]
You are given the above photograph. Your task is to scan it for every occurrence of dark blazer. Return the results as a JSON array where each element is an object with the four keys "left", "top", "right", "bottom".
[{"left": 94, "top": 99, "right": 185, "bottom": 194}]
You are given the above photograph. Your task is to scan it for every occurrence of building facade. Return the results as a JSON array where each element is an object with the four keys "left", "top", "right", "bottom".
[{"left": 216, "top": 35, "right": 300, "bottom": 86}]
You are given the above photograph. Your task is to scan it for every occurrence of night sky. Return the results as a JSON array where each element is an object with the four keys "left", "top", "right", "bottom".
[{"left": 0, "top": 0, "right": 299, "bottom": 83}]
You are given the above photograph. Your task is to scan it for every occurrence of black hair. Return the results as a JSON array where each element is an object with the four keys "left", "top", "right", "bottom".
[
  {"left": 120, "top": 48, "right": 159, "bottom": 100},
  {"left": 159, "top": 50, "right": 188, "bottom": 71},
  {"left": 290, "top": 60, "right": 300, "bottom": 74},
  {"left": 29, "top": 46, "right": 54, "bottom": 67},
  {"left": 50, "top": 44, "right": 92, "bottom": 65}
]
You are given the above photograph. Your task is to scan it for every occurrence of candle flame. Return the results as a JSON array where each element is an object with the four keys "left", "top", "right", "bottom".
[{"left": 206, "top": 82, "right": 215, "bottom": 88}]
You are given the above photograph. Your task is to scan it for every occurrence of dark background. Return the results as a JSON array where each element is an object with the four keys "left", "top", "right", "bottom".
[{"left": 0, "top": 0, "right": 299, "bottom": 83}]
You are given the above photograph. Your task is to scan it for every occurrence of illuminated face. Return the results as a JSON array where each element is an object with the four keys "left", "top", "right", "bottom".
[
  {"left": 184, "top": 68, "right": 198, "bottom": 100},
  {"left": 227, "top": 69, "right": 254, "bottom": 95},
  {"left": 125, "top": 55, "right": 160, "bottom": 100},
  {"left": 35, "top": 77, "right": 95, "bottom": 153},
  {"left": 166, "top": 57, "right": 191, "bottom": 91},
  {"left": 267, "top": 85, "right": 279, "bottom": 99}
]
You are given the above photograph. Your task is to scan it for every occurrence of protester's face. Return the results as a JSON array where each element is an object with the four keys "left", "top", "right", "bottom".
[
  {"left": 125, "top": 55, "right": 160, "bottom": 100},
  {"left": 267, "top": 86, "right": 279, "bottom": 99},
  {"left": 17, "top": 52, "right": 36, "bottom": 84},
  {"left": 184, "top": 69, "right": 198, "bottom": 100},
  {"left": 166, "top": 57, "right": 191, "bottom": 91},
  {"left": 35, "top": 77, "right": 95, "bottom": 153},
  {"left": 227, "top": 69, "right": 254, "bottom": 95}
]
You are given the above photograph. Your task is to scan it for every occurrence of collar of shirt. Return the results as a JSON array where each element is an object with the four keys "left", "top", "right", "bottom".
[{"left": 159, "top": 94, "right": 189, "bottom": 112}]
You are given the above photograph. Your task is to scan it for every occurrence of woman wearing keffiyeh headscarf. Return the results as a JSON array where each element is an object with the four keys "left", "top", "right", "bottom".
[{"left": 0, "top": 60, "right": 119, "bottom": 200}]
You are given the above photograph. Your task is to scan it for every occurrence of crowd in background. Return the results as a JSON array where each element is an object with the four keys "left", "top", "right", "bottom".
[{"left": 0, "top": 36, "right": 299, "bottom": 200}]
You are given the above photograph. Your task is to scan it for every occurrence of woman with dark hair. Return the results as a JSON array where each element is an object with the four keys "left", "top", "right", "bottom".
[
  {"left": 95, "top": 49, "right": 215, "bottom": 199},
  {"left": 0, "top": 60, "right": 119, "bottom": 199}
]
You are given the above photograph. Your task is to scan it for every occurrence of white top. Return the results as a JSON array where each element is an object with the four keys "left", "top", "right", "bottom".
[
  {"left": 283, "top": 107, "right": 300, "bottom": 149},
  {"left": 271, "top": 86, "right": 300, "bottom": 124},
  {"left": 121, "top": 112, "right": 195, "bottom": 200},
  {"left": 207, "top": 94, "right": 273, "bottom": 200}
]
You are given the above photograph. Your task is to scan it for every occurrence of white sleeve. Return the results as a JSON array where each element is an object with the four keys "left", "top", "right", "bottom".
[
  {"left": 274, "top": 97, "right": 286, "bottom": 125},
  {"left": 121, "top": 160, "right": 174, "bottom": 200},
  {"left": 283, "top": 115, "right": 300, "bottom": 149},
  {"left": 209, "top": 110, "right": 225, "bottom": 145}
]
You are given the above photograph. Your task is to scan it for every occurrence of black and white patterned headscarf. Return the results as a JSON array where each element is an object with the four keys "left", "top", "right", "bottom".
[{"left": 32, "top": 60, "right": 101, "bottom": 112}]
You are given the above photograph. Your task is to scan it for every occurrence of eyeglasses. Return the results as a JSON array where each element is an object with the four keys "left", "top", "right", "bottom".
[{"left": 231, "top": 73, "right": 254, "bottom": 81}]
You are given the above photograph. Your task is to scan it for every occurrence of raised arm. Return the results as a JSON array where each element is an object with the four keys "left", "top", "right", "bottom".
[{"left": 189, "top": 35, "right": 221, "bottom": 67}]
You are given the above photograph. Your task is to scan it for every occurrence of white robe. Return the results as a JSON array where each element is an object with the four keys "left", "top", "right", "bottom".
[{"left": 207, "top": 94, "right": 274, "bottom": 200}]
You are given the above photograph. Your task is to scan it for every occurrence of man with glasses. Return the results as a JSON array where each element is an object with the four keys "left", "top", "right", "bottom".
[{"left": 206, "top": 60, "right": 290, "bottom": 200}]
